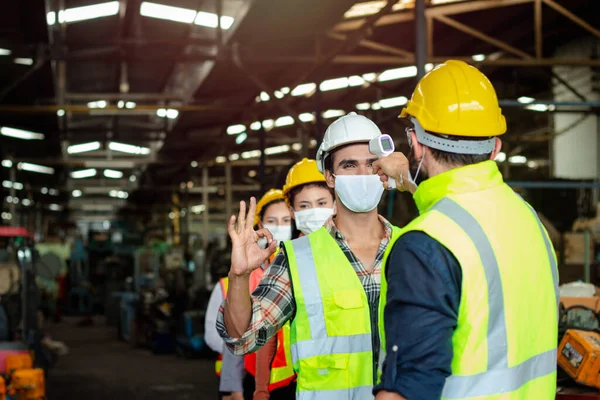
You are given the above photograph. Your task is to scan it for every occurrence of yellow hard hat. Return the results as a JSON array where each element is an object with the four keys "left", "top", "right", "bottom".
[
  {"left": 254, "top": 189, "right": 284, "bottom": 226},
  {"left": 282, "top": 158, "right": 326, "bottom": 204},
  {"left": 400, "top": 60, "right": 506, "bottom": 137}
]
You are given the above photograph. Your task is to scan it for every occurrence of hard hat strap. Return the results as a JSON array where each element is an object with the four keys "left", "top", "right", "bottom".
[{"left": 410, "top": 117, "right": 496, "bottom": 155}]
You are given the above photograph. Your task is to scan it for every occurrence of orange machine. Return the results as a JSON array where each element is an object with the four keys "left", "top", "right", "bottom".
[
  {"left": 10, "top": 368, "right": 45, "bottom": 400},
  {"left": 559, "top": 329, "right": 600, "bottom": 388},
  {"left": 5, "top": 354, "right": 33, "bottom": 375},
  {"left": 0, "top": 376, "right": 6, "bottom": 400}
]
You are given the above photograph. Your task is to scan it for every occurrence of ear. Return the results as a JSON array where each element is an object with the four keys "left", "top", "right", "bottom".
[
  {"left": 410, "top": 130, "right": 425, "bottom": 160},
  {"left": 489, "top": 138, "right": 502, "bottom": 160},
  {"left": 325, "top": 169, "right": 335, "bottom": 189}
]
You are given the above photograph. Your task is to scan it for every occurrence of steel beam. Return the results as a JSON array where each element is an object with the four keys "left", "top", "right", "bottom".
[
  {"left": 415, "top": 0, "right": 427, "bottom": 79},
  {"left": 9, "top": 157, "right": 296, "bottom": 167},
  {"left": 534, "top": 0, "right": 543, "bottom": 59},
  {"left": 333, "top": 0, "right": 533, "bottom": 32},
  {"left": 65, "top": 92, "right": 184, "bottom": 101},
  {"left": 326, "top": 32, "right": 412, "bottom": 58},
  {"left": 542, "top": 0, "right": 600, "bottom": 39}
]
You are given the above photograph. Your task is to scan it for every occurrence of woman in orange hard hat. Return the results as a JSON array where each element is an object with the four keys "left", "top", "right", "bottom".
[{"left": 252, "top": 158, "right": 335, "bottom": 400}]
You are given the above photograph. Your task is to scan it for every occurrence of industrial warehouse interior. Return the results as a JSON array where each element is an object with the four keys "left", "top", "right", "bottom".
[{"left": 1, "top": 0, "right": 600, "bottom": 399}]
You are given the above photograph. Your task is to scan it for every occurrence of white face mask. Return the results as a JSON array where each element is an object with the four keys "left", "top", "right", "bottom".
[
  {"left": 334, "top": 174, "right": 384, "bottom": 213},
  {"left": 263, "top": 224, "right": 292, "bottom": 243},
  {"left": 294, "top": 208, "right": 334, "bottom": 235}
]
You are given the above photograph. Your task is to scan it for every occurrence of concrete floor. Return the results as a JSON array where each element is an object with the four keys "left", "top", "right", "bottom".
[{"left": 45, "top": 317, "right": 219, "bottom": 400}]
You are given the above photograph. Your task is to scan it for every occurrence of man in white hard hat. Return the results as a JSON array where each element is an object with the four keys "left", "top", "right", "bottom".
[{"left": 217, "top": 112, "right": 402, "bottom": 399}]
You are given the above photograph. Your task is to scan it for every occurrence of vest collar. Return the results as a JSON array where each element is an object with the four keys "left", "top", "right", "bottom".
[{"left": 413, "top": 160, "right": 504, "bottom": 214}]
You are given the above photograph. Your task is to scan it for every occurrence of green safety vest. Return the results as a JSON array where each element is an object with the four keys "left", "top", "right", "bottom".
[
  {"left": 284, "top": 226, "right": 401, "bottom": 400},
  {"left": 378, "top": 161, "right": 559, "bottom": 399}
]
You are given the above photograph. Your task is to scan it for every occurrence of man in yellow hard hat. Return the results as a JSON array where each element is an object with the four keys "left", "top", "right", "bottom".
[{"left": 372, "top": 60, "right": 559, "bottom": 399}]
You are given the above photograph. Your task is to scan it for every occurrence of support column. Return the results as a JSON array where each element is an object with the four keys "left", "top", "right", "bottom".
[
  {"left": 314, "top": 79, "right": 323, "bottom": 157},
  {"left": 259, "top": 123, "right": 266, "bottom": 194},
  {"left": 225, "top": 160, "right": 232, "bottom": 219},
  {"left": 202, "top": 167, "right": 209, "bottom": 249},
  {"left": 9, "top": 165, "right": 16, "bottom": 227},
  {"left": 415, "top": 0, "right": 427, "bottom": 80}
]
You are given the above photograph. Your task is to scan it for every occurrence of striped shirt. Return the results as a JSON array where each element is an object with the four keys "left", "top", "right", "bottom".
[{"left": 216, "top": 215, "right": 393, "bottom": 374}]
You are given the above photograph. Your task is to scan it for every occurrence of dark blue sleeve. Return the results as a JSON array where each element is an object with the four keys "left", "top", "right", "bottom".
[{"left": 373, "top": 231, "right": 462, "bottom": 400}]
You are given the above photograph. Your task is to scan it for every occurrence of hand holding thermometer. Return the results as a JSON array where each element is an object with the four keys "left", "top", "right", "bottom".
[{"left": 369, "top": 134, "right": 397, "bottom": 190}]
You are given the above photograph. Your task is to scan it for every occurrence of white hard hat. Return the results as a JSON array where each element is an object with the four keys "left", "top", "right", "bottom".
[{"left": 316, "top": 112, "right": 383, "bottom": 173}]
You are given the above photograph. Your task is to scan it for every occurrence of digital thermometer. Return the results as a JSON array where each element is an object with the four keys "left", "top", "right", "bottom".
[{"left": 369, "top": 134, "right": 396, "bottom": 190}]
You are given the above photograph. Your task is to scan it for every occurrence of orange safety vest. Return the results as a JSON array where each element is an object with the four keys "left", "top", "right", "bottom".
[{"left": 215, "top": 253, "right": 296, "bottom": 391}]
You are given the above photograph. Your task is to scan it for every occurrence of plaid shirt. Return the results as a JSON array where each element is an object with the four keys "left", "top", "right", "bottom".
[{"left": 216, "top": 215, "right": 393, "bottom": 374}]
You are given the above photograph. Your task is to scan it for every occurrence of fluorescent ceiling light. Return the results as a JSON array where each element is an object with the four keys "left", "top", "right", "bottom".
[
  {"left": 48, "top": 204, "right": 62, "bottom": 211},
  {"left": 41, "top": 187, "right": 48, "bottom": 194},
  {"left": 264, "top": 145, "right": 290, "bottom": 155},
  {"left": 250, "top": 121, "right": 261, "bottom": 131},
  {"left": 291, "top": 83, "right": 316, "bottom": 97},
  {"left": 57, "top": 109, "right": 65, "bottom": 117},
  {"left": 378, "top": 66, "right": 417, "bottom": 82},
  {"left": 103, "top": 169, "right": 123, "bottom": 179},
  {"left": 67, "top": 141, "right": 101, "bottom": 154},
  {"left": 372, "top": 102, "right": 382, "bottom": 110},
  {"left": 125, "top": 101, "right": 136, "bottom": 109},
  {"left": 82, "top": 204, "right": 114, "bottom": 211},
  {"left": 47, "top": 1, "right": 120, "bottom": 25},
  {"left": 72, "top": 190, "right": 83, "bottom": 198},
  {"left": 22, "top": 199, "right": 31, "bottom": 206},
  {"left": 262, "top": 119, "right": 274, "bottom": 130},
  {"left": 140, "top": 2, "right": 196, "bottom": 23},
  {"left": 1, "top": 160, "right": 12, "bottom": 168},
  {"left": 299, "top": 113, "right": 315, "bottom": 122},
  {"left": 292, "top": 143, "right": 302, "bottom": 151},
  {"left": 87, "top": 100, "right": 107, "bottom": 109},
  {"left": 260, "top": 92, "right": 270, "bottom": 102},
  {"left": 190, "top": 161, "right": 198, "bottom": 168},
  {"left": 356, "top": 103, "right": 371, "bottom": 110},
  {"left": 518, "top": 96, "right": 535, "bottom": 104},
  {"left": 194, "top": 11, "right": 234, "bottom": 29},
  {"left": 108, "top": 141, "right": 150, "bottom": 155},
  {"left": 229, "top": 153, "right": 240, "bottom": 161},
  {"left": 525, "top": 104, "right": 549, "bottom": 112},
  {"left": 166, "top": 109, "right": 179, "bottom": 119},
  {"left": 109, "top": 190, "right": 128, "bottom": 199},
  {"left": 527, "top": 161, "right": 537, "bottom": 168},
  {"left": 18, "top": 162, "right": 54, "bottom": 175},
  {"left": 118, "top": 100, "right": 125, "bottom": 108},
  {"left": 0, "top": 48, "right": 11, "bottom": 56},
  {"left": 191, "top": 204, "right": 206, "bottom": 214},
  {"left": 2, "top": 181, "right": 23, "bottom": 190},
  {"left": 215, "top": 156, "right": 227, "bottom": 164},
  {"left": 320, "top": 77, "right": 349, "bottom": 92},
  {"left": 363, "top": 73, "right": 377, "bottom": 82},
  {"left": 494, "top": 152, "right": 506, "bottom": 162},
  {"left": 281, "top": 87, "right": 290, "bottom": 95},
  {"left": 14, "top": 58, "right": 34, "bottom": 66},
  {"left": 508, "top": 155, "right": 527, "bottom": 164},
  {"left": 241, "top": 150, "right": 261, "bottom": 159},
  {"left": 274, "top": 91, "right": 284, "bottom": 99},
  {"left": 49, "top": 188, "right": 58, "bottom": 196},
  {"left": 348, "top": 75, "right": 365, "bottom": 87},
  {"left": 1, "top": 127, "right": 44, "bottom": 140},
  {"left": 156, "top": 108, "right": 167, "bottom": 117},
  {"left": 323, "top": 109, "right": 345, "bottom": 119},
  {"left": 129, "top": 175, "right": 137, "bottom": 182},
  {"left": 472, "top": 54, "right": 486, "bottom": 62},
  {"left": 71, "top": 168, "right": 97, "bottom": 179},
  {"left": 275, "top": 116, "right": 294, "bottom": 127},
  {"left": 235, "top": 132, "right": 248, "bottom": 145},
  {"left": 379, "top": 96, "right": 408, "bottom": 108},
  {"left": 227, "top": 124, "right": 246, "bottom": 135}
]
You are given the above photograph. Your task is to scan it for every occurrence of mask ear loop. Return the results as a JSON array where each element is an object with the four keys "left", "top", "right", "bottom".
[{"left": 405, "top": 127, "right": 425, "bottom": 188}]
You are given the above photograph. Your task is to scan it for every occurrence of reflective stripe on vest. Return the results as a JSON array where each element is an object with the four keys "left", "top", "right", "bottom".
[
  {"left": 430, "top": 198, "right": 559, "bottom": 399},
  {"left": 287, "top": 231, "right": 374, "bottom": 399}
]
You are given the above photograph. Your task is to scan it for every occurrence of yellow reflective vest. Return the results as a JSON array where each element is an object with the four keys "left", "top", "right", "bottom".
[
  {"left": 378, "top": 161, "right": 559, "bottom": 399},
  {"left": 284, "top": 226, "right": 401, "bottom": 400}
]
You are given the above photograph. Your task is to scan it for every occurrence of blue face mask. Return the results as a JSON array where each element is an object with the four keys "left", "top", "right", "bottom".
[{"left": 334, "top": 174, "right": 384, "bottom": 213}]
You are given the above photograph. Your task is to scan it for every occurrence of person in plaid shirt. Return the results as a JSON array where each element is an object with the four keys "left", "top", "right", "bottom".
[{"left": 217, "top": 113, "right": 400, "bottom": 399}]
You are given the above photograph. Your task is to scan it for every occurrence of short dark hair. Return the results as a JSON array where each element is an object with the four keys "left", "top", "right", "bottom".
[
  {"left": 425, "top": 133, "right": 493, "bottom": 167},
  {"left": 288, "top": 182, "right": 334, "bottom": 208},
  {"left": 324, "top": 143, "right": 355, "bottom": 174}
]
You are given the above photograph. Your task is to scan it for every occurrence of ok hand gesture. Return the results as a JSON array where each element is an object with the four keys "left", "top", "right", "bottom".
[{"left": 228, "top": 197, "right": 278, "bottom": 278}]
